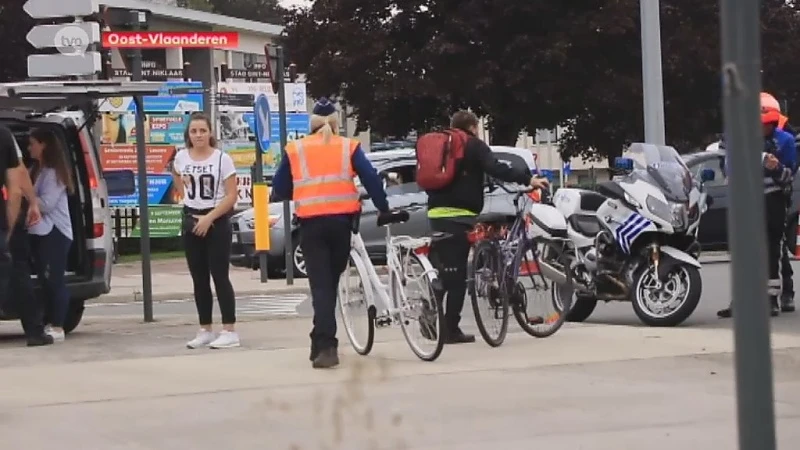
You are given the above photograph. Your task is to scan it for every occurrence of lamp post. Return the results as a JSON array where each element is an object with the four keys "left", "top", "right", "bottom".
[{"left": 640, "top": 0, "right": 666, "bottom": 145}]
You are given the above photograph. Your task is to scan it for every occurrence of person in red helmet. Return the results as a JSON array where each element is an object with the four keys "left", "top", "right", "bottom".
[
  {"left": 761, "top": 92, "right": 798, "bottom": 311},
  {"left": 718, "top": 107, "right": 797, "bottom": 317}
]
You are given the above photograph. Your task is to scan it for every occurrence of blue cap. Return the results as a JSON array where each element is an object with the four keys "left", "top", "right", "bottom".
[{"left": 312, "top": 97, "right": 336, "bottom": 116}]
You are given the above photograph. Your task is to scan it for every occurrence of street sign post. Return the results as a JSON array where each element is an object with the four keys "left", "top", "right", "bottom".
[
  {"left": 24, "top": 0, "right": 99, "bottom": 18},
  {"left": 24, "top": 0, "right": 102, "bottom": 78},
  {"left": 266, "top": 44, "right": 293, "bottom": 285},
  {"left": 720, "top": 0, "right": 777, "bottom": 447},
  {"left": 253, "top": 93, "right": 271, "bottom": 283}
]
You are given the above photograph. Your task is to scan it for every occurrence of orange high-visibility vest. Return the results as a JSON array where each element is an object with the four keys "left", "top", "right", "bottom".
[{"left": 286, "top": 134, "right": 360, "bottom": 218}]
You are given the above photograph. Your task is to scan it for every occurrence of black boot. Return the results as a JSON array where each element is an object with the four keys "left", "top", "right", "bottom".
[
  {"left": 717, "top": 307, "right": 733, "bottom": 318},
  {"left": 309, "top": 342, "right": 318, "bottom": 362},
  {"left": 781, "top": 293, "right": 795, "bottom": 312},
  {"left": 770, "top": 297, "right": 781, "bottom": 317},
  {"left": 444, "top": 325, "right": 475, "bottom": 344},
  {"left": 26, "top": 334, "right": 54, "bottom": 347},
  {"left": 312, "top": 347, "right": 340, "bottom": 369}
]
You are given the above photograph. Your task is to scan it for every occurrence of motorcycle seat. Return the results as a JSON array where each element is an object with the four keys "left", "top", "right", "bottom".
[
  {"left": 568, "top": 214, "right": 602, "bottom": 237},
  {"left": 578, "top": 191, "right": 607, "bottom": 211}
]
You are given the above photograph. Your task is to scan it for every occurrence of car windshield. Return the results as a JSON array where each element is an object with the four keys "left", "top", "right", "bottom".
[{"left": 622, "top": 143, "right": 693, "bottom": 202}]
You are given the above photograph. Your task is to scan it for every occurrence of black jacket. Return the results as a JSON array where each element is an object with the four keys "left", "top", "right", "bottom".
[{"left": 426, "top": 131, "right": 533, "bottom": 215}]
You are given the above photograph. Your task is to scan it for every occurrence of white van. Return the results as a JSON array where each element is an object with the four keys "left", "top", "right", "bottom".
[{"left": 0, "top": 81, "right": 162, "bottom": 333}]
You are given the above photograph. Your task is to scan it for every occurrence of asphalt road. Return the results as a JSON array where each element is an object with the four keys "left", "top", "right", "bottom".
[{"left": 79, "top": 260, "right": 800, "bottom": 335}]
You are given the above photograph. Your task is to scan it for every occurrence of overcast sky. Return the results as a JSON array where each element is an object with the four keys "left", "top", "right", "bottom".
[{"left": 279, "top": 0, "right": 312, "bottom": 7}]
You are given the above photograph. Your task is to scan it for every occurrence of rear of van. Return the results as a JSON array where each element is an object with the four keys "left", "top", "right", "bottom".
[{"left": 0, "top": 111, "right": 112, "bottom": 332}]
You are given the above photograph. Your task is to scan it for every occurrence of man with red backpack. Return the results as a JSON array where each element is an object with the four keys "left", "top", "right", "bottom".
[{"left": 416, "top": 110, "right": 549, "bottom": 343}]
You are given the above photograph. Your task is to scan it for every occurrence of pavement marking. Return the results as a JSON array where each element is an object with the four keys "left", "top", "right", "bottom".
[
  {"left": 237, "top": 294, "right": 307, "bottom": 316},
  {"left": 86, "top": 294, "right": 309, "bottom": 316}
]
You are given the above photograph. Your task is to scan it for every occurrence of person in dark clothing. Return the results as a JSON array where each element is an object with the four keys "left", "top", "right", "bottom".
[
  {"left": 718, "top": 108, "right": 797, "bottom": 317},
  {"left": 425, "top": 110, "right": 549, "bottom": 343},
  {"left": 0, "top": 125, "right": 51, "bottom": 346},
  {"left": 270, "top": 98, "right": 389, "bottom": 369}
]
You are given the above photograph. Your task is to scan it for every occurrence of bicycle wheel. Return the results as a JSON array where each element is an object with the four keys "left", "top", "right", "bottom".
[
  {"left": 469, "top": 239, "right": 509, "bottom": 347},
  {"left": 513, "top": 243, "right": 573, "bottom": 338},
  {"left": 338, "top": 253, "right": 375, "bottom": 355},
  {"left": 392, "top": 251, "right": 445, "bottom": 362}
]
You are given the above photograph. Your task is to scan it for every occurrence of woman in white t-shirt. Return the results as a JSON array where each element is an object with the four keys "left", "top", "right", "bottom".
[{"left": 171, "top": 113, "right": 240, "bottom": 349}]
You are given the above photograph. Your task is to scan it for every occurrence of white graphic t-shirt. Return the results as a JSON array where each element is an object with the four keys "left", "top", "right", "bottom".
[{"left": 173, "top": 148, "right": 236, "bottom": 210}]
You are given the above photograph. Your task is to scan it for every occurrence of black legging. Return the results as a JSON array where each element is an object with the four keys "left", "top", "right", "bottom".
[{"left": 183, "top": 209, "right": 236, "bottom": 325}]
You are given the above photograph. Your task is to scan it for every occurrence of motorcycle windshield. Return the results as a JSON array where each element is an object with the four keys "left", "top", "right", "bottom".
[{"left": 622, "top": 143, "right": 692, "bottom": 202}]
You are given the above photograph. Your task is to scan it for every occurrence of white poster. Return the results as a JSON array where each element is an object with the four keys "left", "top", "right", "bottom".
[
  {"left": 236, "top": 172, "right": 252, "bottom": 207},
  {"left": 217, "top": 82, "right": 307, "bottom": 113}
]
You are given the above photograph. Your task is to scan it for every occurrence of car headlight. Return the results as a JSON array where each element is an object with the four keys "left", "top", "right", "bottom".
[
  {"left": 645, "top": 195, "right": 673, "bottom": 224},
  {"left": 243, "top": 214, "right": 281, "bottom": 229}
]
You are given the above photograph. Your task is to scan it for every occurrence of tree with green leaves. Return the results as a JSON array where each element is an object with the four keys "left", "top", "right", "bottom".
[
  {"left": 283, "top": 0, "right": 457, "bottom": 139},
  {"left": 208, "top": 0, "right": 285, "bottom": 23},
  {"left": 285, "top": 0, "right": 800, "bottom": 160}
]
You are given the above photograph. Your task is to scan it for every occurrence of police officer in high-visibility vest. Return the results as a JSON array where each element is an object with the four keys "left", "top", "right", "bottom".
[{"left": 270, "top": 98, "right": 390, "bottom": 369}]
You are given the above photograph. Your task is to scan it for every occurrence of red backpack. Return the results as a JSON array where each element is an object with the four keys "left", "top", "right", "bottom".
[{"left": 415, "top": 128, "right": 469, "bottom": 190}]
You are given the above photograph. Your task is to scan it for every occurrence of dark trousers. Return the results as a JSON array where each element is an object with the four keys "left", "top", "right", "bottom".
[
  {"left": 7, "top": 229, "right": 46, "bottom": 337},
  {"left": 0, "top": 229, "right": 10, "bottom": 312},
  {"left": 30, "top": 228, "right": 71, "bottom": 328},
  {"left": 781, "top": 196, "right": 795, "bottom": 297},
  {"left": 429, "top": 218, "right": 472, "bottom": 331},
  {"left": 766, "top": 192, "right": 788, "bottom": 297},
  {"left": 183, "top": 213, "right": 236, "bottom": 325},
  {"left": 300, "top": 217, "right": 351, "bottom": 351}
]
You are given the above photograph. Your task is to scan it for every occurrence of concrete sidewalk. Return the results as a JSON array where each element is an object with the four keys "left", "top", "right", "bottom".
[
  {"left": 101, "top": 259, "right": 309, "bottom": 303},
  {"left": 100, "top": 250, "right": 734, "bottom": 304},
  {"left": 0, "top": 317, "right": 798, "bottom": 449}
]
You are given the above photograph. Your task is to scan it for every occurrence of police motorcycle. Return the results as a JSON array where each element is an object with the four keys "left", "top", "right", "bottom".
[{"left": 532, "top": 143, "right": 715, "bottom": 327}]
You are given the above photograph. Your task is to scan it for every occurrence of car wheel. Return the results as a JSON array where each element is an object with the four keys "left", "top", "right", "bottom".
[
  {"left": 63, "top": 299, "right": 85, "bottom": 334},
  {"left": 291, "top": 232, "right": 308, "bottom": 278}
]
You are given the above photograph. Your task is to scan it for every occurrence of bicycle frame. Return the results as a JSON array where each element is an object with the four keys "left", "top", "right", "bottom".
[{"left": 348, "top": 225, "right": 437, "bottom": 326}]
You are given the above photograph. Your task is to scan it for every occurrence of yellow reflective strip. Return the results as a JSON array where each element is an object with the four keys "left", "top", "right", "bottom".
[
  {"left": 295, "top": 193, "right": 360, "bottom": 207},
  {"left": 427, "top": 207, "right": 477, "bottom": 218}
]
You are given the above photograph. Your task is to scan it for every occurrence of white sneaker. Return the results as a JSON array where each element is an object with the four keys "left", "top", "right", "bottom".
[
  {"left": 186, "top": 329, "right": 216, "bottom": 349},
  {"left": 209, "top": 330, "right": 240, "bottom": 349},
  {"left": 46, "top": 327, "right": 65, "bottom": 342}
]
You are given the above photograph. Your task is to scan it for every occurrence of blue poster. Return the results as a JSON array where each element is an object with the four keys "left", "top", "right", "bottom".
[
  {"left": 99, "top": 81, "right": 204, "bottom": 113},
  {"left": 109, "top": 174, "right": 175, "bottom": 207}
]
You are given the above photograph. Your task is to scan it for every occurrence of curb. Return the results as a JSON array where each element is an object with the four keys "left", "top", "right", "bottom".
[{"left": 89, "top": 286, "right": 310, "bottom": 305}]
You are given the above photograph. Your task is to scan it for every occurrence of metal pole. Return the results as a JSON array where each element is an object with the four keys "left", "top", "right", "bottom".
[
  {"left": 277, "top": 46, "right": 293, "bottom": 285},
  {"left": 720, "top": 0, "right": 777, "bottom": 447},
  {"left": 255, "top": 135, "right": 268, "bottom": 283},
  {"left": 640, "top": 0, "right": 666, "bottom": 145},
  {"left": 129, "top": 10, "right": 153, "bottom": 322}
]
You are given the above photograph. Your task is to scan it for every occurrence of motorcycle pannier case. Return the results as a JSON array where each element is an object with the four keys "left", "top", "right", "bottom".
[{"left": 527, "top": 204, "right": 568, "bottom": 239}]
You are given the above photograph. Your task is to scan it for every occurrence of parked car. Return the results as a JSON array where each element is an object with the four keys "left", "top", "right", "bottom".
[
  {"left": 231, "top": 146, "right": 538, "bottom": 277},
  {"left": 682, "top": 147, "right": 800, "bottom": 251},
  {"left": 0, "top": 81, "right": 156, "bottom": 333}
]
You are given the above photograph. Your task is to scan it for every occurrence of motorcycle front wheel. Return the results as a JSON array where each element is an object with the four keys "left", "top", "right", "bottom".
[{"left": 630, "top": 263, "right": 702, "bottom": 327}]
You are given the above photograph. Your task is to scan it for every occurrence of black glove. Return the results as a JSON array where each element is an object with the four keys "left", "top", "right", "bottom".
[{"left": 377, "top": 210, "right": 409, "bottom": 227}]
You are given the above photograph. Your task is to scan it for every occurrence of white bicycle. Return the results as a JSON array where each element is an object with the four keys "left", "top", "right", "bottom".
[{"left": 338, "top": 205, "right": 446, "bottom": 362}]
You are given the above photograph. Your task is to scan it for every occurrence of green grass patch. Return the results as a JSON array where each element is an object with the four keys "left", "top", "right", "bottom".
[{"left": 117, "top": 250, "right": 185, "bottom": 264}]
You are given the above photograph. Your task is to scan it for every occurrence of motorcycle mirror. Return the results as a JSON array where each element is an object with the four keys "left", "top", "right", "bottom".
[
  {"left": 613, "top": 157, "right": 634, "bottom": 173},
  {"left": 700, "top": 168, "right": 716, "bottom": 183}
]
